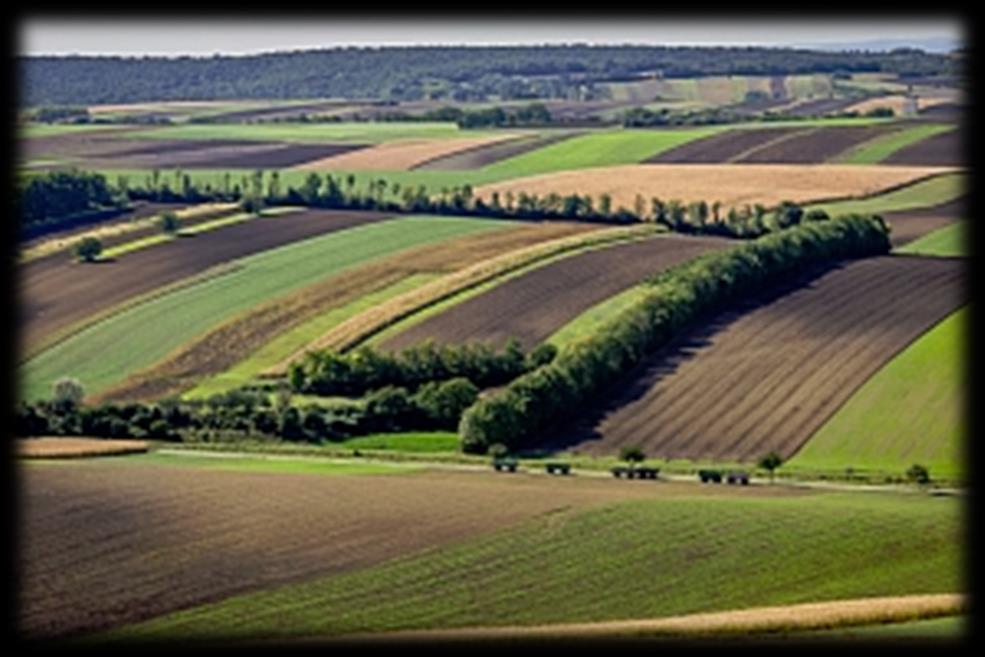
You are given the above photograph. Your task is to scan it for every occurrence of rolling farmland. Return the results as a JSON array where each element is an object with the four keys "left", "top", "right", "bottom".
[
  {"left": 382, "top": 234, "right": 730, "bottom": 351},
  {"left": 553, "top": 256, "right": 967, "bottom": 462}
]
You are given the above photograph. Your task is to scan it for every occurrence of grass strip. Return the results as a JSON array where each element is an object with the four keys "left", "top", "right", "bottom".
[
  {"left": 834, "top": 123, "right": 955, "bottom": 164},
  {"left": 808, "top": 172, "right": 966, "bottom": 216},
  {"left": 895, "top": 223, "right": 967, "bottom": 257}
]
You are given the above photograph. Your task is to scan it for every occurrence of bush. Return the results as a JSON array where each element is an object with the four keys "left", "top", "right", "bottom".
[
  {"left": 51, "top": 377, "right": 85, "bottom": 411},
  {"left": 160, "top": 211, "right": 180, "bottom": 234},
  {"left": 906, "top": 463, "right": 931, "bottom": 485},
  {"left": 74, "top": 237, "right": 103, "bottom": 262},
  {"left": 459, "top": 215, "right": 891, "bottom": 452},
  {"left": 413, "top": 377, "right": 480, "bottom": 429}
]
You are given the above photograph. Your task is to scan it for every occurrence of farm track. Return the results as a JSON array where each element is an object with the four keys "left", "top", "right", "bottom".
[
  {"left": 735, "top": 125, "right": 903, "bottom": 163},
  {"left": 555, "top": 255, "right": 967, "bottom": 461},
  {"left": 644, "top": 127, "right": 805, "bottom": 163},
  {"left": 884, "top": 130, "right": 964, "bottom": 167},
  {"left": 381, "top": 234, "right": 731, "bottom": 352},
  {"left": 413, "top": 132, "right": 579, "bottom": 171},
  {"left": 94, "top": 222, "right": 600, "bottom": 402},
  {"left": 883, "top": 198, "right": 964, "bottom": 246},
  {"left": 18, "top": 209, "right": 393, "bottom": 353},
  {"left": 19, "top": 463, "right": 677, "bottom": 639}
]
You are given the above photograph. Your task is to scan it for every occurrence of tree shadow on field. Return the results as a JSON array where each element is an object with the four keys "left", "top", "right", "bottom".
[{"left": 541, "top": 260, "right": 848, "bottom": 454}]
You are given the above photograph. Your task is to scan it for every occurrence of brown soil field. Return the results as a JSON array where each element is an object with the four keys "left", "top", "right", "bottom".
[
  {"left": 18, "top": 461, "right": 762, "bottom": 639},
  {"left": 342, "top": 594, "right": 964, "bottom": 643},
  {"left": 413, "top": 132, "right": 579, "bottom": 170},
  {"left": 17, "top": 437, "right": 149, "bottom": 459},
  {"left": 735, "top": 125, "right": 904, "bottom": 163},
  {"left": 645, "top": 128, "right": 807, "bottom": 163},
  {"left": 18, "top": 209, "right": 393, "bottom": 357},
  {"left": 94, "top": 222, "right": 601, "bottom": 402},
  {"left": 294, "top": 135, "right": 523, "bottom": 171},
  {"left": 883, "top": 130, "right": 964, "bottom": 167},
  {"left": 19, "top": 127, "right": 147, "bottom": 162},
  {"left": 474, "top": 164, "right": 953, "bottom": 214},
  {"left": 85, "top": 141, "right": 366, "bottom": 169},
  {"left": 553, "top": 255, "right": 967, "bottom": 461},
  {"left": 382, "top": 234, "right": 731, "bottom": 352},
  {"left": 883, "top": 198, "right": 964, "bottom": 246},
  {"left": 917, "top": 103, "right": 963, "bottom": 123}
]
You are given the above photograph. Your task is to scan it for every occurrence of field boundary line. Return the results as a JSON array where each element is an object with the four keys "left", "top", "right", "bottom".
[
  {"left": 327, "top": 594, "right": 966, "bottom": 642},
  {"left": 725, "top": 127, "right": 818, "bottom": 163}
]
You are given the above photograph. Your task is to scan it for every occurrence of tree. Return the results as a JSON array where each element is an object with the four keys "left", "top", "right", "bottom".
[
  {"left": 52, "top": 377, "right": 85, "bottom": 412},
  {"left": 488, "top": 442, "right": 510, "bottom": 459},
  {"left": 906, "top": 463, "right": 931, "bottom": 486},
  {"left": 160, "top": 210, "right": 180, "bottom": 234},
  {"left": 620, "top": 445, "right": 645, "bottom": 471},
  {"left": 759, "top": 451, "right": 783, "bottom": 484},
  {"left": 74, "top": 236, "right": 102, "bottom": 262}
]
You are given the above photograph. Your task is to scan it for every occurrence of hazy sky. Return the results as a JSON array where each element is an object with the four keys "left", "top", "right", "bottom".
[{"left": 21, "top": 18, "right": 963, "bottom": 56}]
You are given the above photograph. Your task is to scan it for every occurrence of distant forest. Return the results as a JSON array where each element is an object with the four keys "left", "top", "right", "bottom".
[{"left": 19, "top": 45, "right": 958, "bottom": 106}]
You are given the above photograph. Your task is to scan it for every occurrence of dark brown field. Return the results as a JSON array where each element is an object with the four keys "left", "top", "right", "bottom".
[
  {"left": 883, "top": 130, "right": 964, "bottom": 167},
  {"left": 552, "top": 255, "right": 967, "bottom": 461},
  {"left": 19, "top": 459, "right": 708, "bottom": 639},
  {"left": 645, "top": 127, "right": 806, "bottom": 163},
  {"left": 18, "top": 209, "right": 393, "bottom": 356},
  {"left": 735, "top": 125, "right": 902, "bottom": 163},
  {"left": 883, "top": 199, "right": 964, "bottom": 246},
  {"left": 381, "top": 234, "right": 731, "bottom": 351},
  {"left": 414, "top": 132, "right": 580, "bottom": 170}
]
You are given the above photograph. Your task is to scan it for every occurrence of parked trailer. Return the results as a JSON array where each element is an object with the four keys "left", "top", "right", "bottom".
[
  {"left": 727, "top": 471, "right": 750, "bottom": 485},
  {"left": 698, "top": 469, "right": 723, "bottom": 483},
  {"left": 492, "top": 458, "right": 518, "bottom": 473},
  {"left": 545, "top": 462, "right": 572, "bottom": 475},
  {"left": 611, "top": 466, "right": 660, "bottom": 480}
]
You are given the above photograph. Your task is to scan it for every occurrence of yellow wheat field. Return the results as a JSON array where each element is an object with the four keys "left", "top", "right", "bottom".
[
  {"left": 294, "top": 134, "right": 525, "bottom": 171},
  {"left": 18, "top": 437, "right": 149, "bottom": 459}
]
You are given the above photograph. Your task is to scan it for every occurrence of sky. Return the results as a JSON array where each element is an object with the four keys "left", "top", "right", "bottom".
[{"left": 20, "top": 18, "right": 964, "bottom": 57}]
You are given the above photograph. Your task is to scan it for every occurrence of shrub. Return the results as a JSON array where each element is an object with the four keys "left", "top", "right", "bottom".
[
  {"left": 74, "top": 237, "right": 103, "bottom": 262},
  {"left": 906, "top": 463, "right": 931, "bottom": 485},
  {"left": 160, "top": 211, "right": 180, "bottom": 234},
  {"left": 413, "top": 377, "right": 480, "bottom": 429},
  {"left": 51, "top": 377, "right": 85, "bottom": 412}
]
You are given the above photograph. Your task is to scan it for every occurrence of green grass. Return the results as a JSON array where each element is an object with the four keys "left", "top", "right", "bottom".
[
  {"left": 791, "top": 307, "right": 968, "bottom": 483},
  {"left": 811, "top": 173, "right": 967, "bottom": 216},
  {"left": 19, "top": 123, "right": 123, "bottom": 138},
  {"left": 116, "top": 450, "right": 417, "bottom": 476},
  {"left": 185, "top": 273, "right": 441, "bottom": 399},
  {"left": 546, "top": 285, "right": 652, "bottom": 349},
  {"left": 123, "top": 122, "right": 511, "bottom": 144},
  {"left": 335, "top": 432, "right": 461, "bottom": 453},
  {"left": 479, "top": 127, "right": 728, "bottom": 179},
  {"left": 799, "top": 615, "right": 965, "bottom": 639},
  {"left": 20, "top": 215, "right": 514, "bottom": 402},
  {"left": 834, "top": 124, "right": 955, "bottom": 164},
  {"left": 895, "top": 223, "right": 967, "bottom": 257},
  {"left": 107, "top": 490, "right": 961, "bottom": 641}
]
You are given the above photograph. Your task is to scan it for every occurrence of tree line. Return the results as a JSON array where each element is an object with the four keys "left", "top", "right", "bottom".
[
  {"left": 20, "top": 45, "right": 956, "bottom": 106},
  {"left": 458, "top": 214, "right": 892, "bottom": 453}
]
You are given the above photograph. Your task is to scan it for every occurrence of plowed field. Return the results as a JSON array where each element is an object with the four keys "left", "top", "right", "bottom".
[
  {"left": 884, "top": 130, "right": 964, "bottom": 166},
  {"left": 18, "top": 461, "right": 664, "bottom": 639},
  {"left": 295, "top": 135, "right": 522, "bottom": 171},
  {"left": 645, "top": 127, "right": 805, "bottom": 163},
  {"left": 19, "top": 209, "right": 393, "bottom": 353},
  {"left": 554, "top": 255, "right": 967, "bottom": 461},
  {"left": 382, "top": 234, "right": 730, "bottom": 351},
  {"left": 735, "top": 125, "right": 902, "bottom": 163},
  {"left": 883, "top": 199, "right": 963, "bottom": 246}
]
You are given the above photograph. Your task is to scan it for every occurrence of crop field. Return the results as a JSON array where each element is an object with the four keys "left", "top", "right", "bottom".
[
  {"left": 19, "top": 459, "right": 670, "bottom": 639},
  {"left": 19, "top": 209, "right": 395, "bottom": 354},
  {"left": 415, "top": 132, "right": 581, "bottom": 170},
  {"left": 554, "top": 256, "right": 967, "bottom": 463},
  {"left": 896, "top": 223, "right": 966, "bottom": 257},
  {"left": 17, "top": 437, "right": 149, "bottom": 459},
  {"left": 835, "top": 124, "right": 956, "bottom": 164},
  {"left": 123, "top": 122, "right": 505, "bottom": 144},
  {"left": 95, "top": 221, "right": 600, "bottom": 401},
  {"left": 734, "top": 124, "right": 906, "bottom": 163},
  {"left": 475, "top": 164, "right": 953, "bottom": 214},
  {"left": 810, "top": 172, "right": 966, "bottom": 216},
  {"left": 843, "top": 95, "right": 955, "bottom": 117},
  {"left": 882, "top": 199, "right": 962, "bottom": 247},
  {"left": 20, "top": 215, "right": 511, "bottom": 402},
  {"left": 645, "top": 127, "right": 807, "bottom": 163},
  {"left": 382, "top": 234, "right": 730, "bottom": 351},
  {"left": 790, "top": 306, "right": 967, "bottom": 482},
  {"left": 294, "top": 134, "right": 529, "bottom": 171},
  {"left": 884, "top": 129, "right": 964, "bottom": 167},
  {"left": 102, "top": 486, "right": 960, "bottom": 642}
]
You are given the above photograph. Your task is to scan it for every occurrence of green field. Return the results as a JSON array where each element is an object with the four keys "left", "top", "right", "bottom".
[
  {"left": 125, "top": 122, "right": 513, "bottom": 144},
  {"left": 801, "top": 614, "right": 965, "bottom": 639},
  {"left": 117, "top": 451, "right": 419, "bottom": 476},
  {"left": 835, "top": 124, "right": 955, "bottom": 164},
  {"left": 19, "top": 123, "right": 124, "bottom": 138},
  {"left": 21, "top": 215, "right": 514, "bottom": 402},
  {"left": 186, "top": 273, "right": 441, "bottom": 399},
  {"left": 107, "top": 490, "right": 960, "bottom": 641},
  {"left": 547, "top": 284, "right": 652, "bottom": 348},
  {"left": 896, "top": 223, "right": 967, "bottom": 257},
  {"left": 334, "top": 432, "right": 461, "bottom": 453},
  {"left": 790, "top": 307, "right": 967, "bottom": 483},
  {"left": 812, "top": 172, "right": 966, "bottom": 216}
]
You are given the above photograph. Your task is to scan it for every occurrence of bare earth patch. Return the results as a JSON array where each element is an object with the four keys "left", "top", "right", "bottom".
[{"left": 475, "top": 164, "right": 954, "bottom": 213}]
